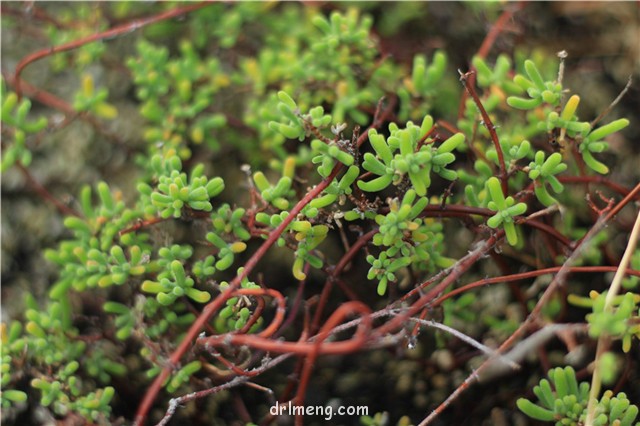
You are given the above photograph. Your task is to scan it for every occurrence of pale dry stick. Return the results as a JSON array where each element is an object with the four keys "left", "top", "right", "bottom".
[
  {"left": 135, "top": 165, "right": 343, "bottom": 425},
  {"left": 419, "top": 182, "right": 640, "bottom": 426},
  {"left": 155, "top": 353, "right": 294, "bottom": 426},
  {"left": 312, "top": 307, "right": 519, "bottom": 368},
  {"left": 477, "top": 323, "right": 588, "bottom": 382},
  {"left": 557, "top": 50, "right": 568, "bottom": 87},
  {"left": 590, "top": 76, "right": 633, "bottom": 129},
  {"left": 585, "top": 208, "right": 640, "bottom": 426},
  {"left": 404, "top": 315, "right": 520, "bottom": 371},
  {"left": 556, "top": 51, "right": 569, "bottom": 145}
]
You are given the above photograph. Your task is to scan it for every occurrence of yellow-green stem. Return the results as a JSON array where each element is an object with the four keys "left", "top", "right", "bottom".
[{"left": 585, "top": 209, "right": 640, "bottom": 425}]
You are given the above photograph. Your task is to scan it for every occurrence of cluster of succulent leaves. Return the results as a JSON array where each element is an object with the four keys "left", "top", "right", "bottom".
[
  {"left": 517, "top": 367, "right": 638, "bottom": 426},
  {"left": 1, "top": 3, "right": 637, "bottom": 424},
  {"left": 1, "top": 78, "right": 48, "bottom": 171},
  {"left": 1, "top": 296, "right": 118, "bottom": 422},
  {"left": 215, "top": 268, "right": 264, "bottom": 333},
  {"left": 569, "top": 290, "right": 640, "bottom": 357},
  {"left": 137, "top": 152, "right": 225, "bottom": 219},
  {"left": 365, "top": 189, "right": 453, "bottom": 296}
]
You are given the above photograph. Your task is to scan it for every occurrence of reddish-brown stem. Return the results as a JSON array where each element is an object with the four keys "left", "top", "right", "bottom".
[
  {"left": 273, "top": 266, "right": 309, "bottom": 339},
  {"left": 201, "top": 350, "right": 258, "bottom": 378},
  {"left": 357, "top": 95, "right": 397, "bottom": 148},
  {"left": 293, "top": 301, "right": 372, "bottom": 425},
  {"left": 410, "top": 307, "right": 430, "bottom": 342},
  {"left": 3, "top": 71, "right": 75, "bottom": 113},
  {"left": 475, "top": 3, "right": 525, "bottom": 59},
  {"left": 333, "top": 230, "right": 378, "bottom": 277},
  {"left": 596, "top": 183, "right": 640, "bottom": 230},
  {"left": 119, "top": 216, "right": 169, "bottom": 235},
  {"left": 432, "top": 265, "right": 640, "bottom": 307},
  {"left": 3, "top": 67, "right": 126, "bottom": 147},
  {"left": 311, "top": 229, "right": 377, "bottom": 333},
  {"left": 14, "top": 2, "right": 210, "bottom": 99},
  {"left": 400, "top": 204, "right": 571, "bottom": 304},
  {"left": 456, "top": 2, "right": 526, "bottom": 121},
  {"left": 459, "top": 70, "right": 508, "bottom": 196},
  {"left": 237, "top": 295, "right": 266, "bottom": 336},
  {"left": 416, "top": 124, "right": 438, "bottom": 149},
  {"left": 400, "top": 267, "right": 451, "bottom": 304},
  {"left": 419, "top": 183, "right": 640, "bottom": 425},
  {"left": 488, "top": 251, "right": 529, "bottom": 315},
  {"left": 156, "top": 354, "right": 294, "bottom": 426},
  {"left": 134, "top": 164, "right": 343, "bottom": 426},
  {"left": 376, "top": 234, "right": 501, "bottom": 336},
  {"left": 1, "top": 3, "right": 75, "bottom": 30},
  {"left": 218, "top": 288, "right": 287, "bottom": 339},
  {"left": 197, "top": 301, "right": 371, "bottom": 357},
  {"left": 16, "top": 162, "right": 81, "bottom": 217},
  {"left": 420, "top": 203, "right": 572, "bottom": 247}
]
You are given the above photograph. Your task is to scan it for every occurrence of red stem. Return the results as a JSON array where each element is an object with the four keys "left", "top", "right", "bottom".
[
  {"left": 459, "top": 70, "right": 508, "bottom": 196},
  {"left": 476, "top": 3, "right": 525, "bottom": 59},
  {"left": 433, "top": 265, "right": 640, "bottom": 307},
  {"left": 16, "top": 162, "right": 81, "bottom": 217},
  {"left": 293, "top": 301, "right": 372, "bottom": 423},
  {"left": 134, "top": 164, "right": 343, "bottom": 425},
  {"left": 419, "top": 182, "right": 640, "bottom": 425},
  {"left": 376, "top": 234, "right": 501, "bottom": 336},
  {"left": 311, "top": 229, "right": 377, "bottom": 333},
  {"left": 14, "top": 2, "right": 210, "bottom": 99}
]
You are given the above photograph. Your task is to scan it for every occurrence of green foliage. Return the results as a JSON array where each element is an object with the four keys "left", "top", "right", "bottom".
[
  {"left": 44, "top": 5, "right": 108, "bottom": 71},
  {"left": 127, "top": 39, "right": 228, "bottom": 157},
  {"left": 1, "top": 78, "right": 48, "bottom": 171},
  {"left": 358, "top": 116, "right": 464, "bottom": 196},
  {"left": 309, "top": 164, "right": 360, "bottom": 217},
  {"left": 503, "top": 59, "right": 628, "bottom": 175},
  {"left": 507, "top": 59, "right": 563, "bottom": 109},
  {"left": 216, "top": 268, "right": 263, "bottom": 333},
  {"left": 485, "top": 177, "right": 527, "bottom": 246},
  {"left": 473, "top": 54, "right": 522, "bottom": 95},
  {"left": 253, "top": 156, "right": 296, "bottom": 210},
  {"left": 366, "top": 190, "right": 453, "bottom": 296},
  {"left": 1, "top": 3, "right": 635, "bottom": 425},
  {"left": 580, "top": 118, "right": 629, "bottom": 174},
  {"left": 587, "top": 292, "right": 640, "bottom": 353},
  {"left": 291, "top": 222, "right": 329, "bottom": 280},
  {"left": 568, "top": 289, "right": 640, "bottom": 355},
  {"left": 397, "top": 50, "right": 448, "bottom": 120},
  {"left": 73, "top": 74, "right": 118, "bottom": 119},
  {"left": 517, "top": 367, "right": 639, "bottom": 426},
  {"left": 0, "top": 296, "right": 119, "bottom": 420},
  {"left": 2, "top": 322, "right": 28, "bottom": 410},
  {"left": 205, "top": 203, "right": 251, "bottom": 273},
  {"left": 164, "top": 361, "right": 202, "bottom": 393},
  {"left": 527, "top": 151, "right": 567, "bottom": 206},
  {"left": 138, "top": 153, "right": 225, "bottom": 218},
  {"left": 142, "top": 259, "right": 211, "bottom": 305},
  {"left": 622, "top": 250, "right": 640, "bottom": 290},
  {"left": 45, "top": 182, "right": 151, "bottom": 299}
]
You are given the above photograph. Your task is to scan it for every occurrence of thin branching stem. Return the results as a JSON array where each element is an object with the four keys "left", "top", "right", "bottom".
[
  {"left": 14, "top": 2, "right": 210, "bottom": 99},
  {"left": 135, "top": 165, "right": 343, "bottom": 425},
  {"left": 419, "top": 182, "right": 640, "bottom": 425},
  {"left": 459, "top": 70, "right": 509, "bottom": 196}
]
